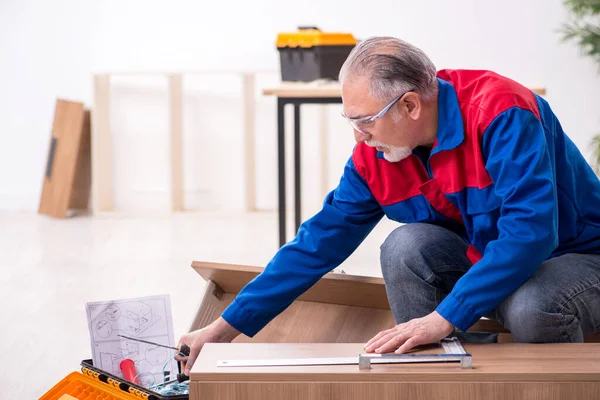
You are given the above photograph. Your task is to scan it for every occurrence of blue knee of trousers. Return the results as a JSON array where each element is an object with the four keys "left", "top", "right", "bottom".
[
  {"left": 499, "top": 293, "right": 581, "bottom": 343},
  {"left": 380, "top": 224, "right": 433, "bottom": 285}
]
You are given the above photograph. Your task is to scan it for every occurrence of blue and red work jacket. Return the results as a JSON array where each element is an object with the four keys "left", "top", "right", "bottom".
[{"left": 222, "top": 69, "right": 600, "bottom": 335}]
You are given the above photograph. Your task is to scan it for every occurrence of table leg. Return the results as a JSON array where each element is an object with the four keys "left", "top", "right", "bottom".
[
  {"left": 277, "top": 98, "right": 286, "bottom": 248},
  {"left": 294, "top": 104, "right": 301, "bottom": 235},
  {"left": 92, "top": 74, "right": 113, "bottom": 212}
]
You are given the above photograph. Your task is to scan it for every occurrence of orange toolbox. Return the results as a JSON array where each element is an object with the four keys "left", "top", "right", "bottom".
[
  {"left": 276, "top": 26, "right": 357, "bottom": 81},
  {"left": 40, "top": 360, "right": 188, "bottom": 400}
]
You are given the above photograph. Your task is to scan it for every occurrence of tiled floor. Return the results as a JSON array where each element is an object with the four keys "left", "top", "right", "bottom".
[{"left": 0, "top": 210, "right": 399, "bottom": 399}]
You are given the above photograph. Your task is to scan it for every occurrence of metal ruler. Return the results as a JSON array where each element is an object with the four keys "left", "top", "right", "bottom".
[{"left": 217, "top": 337, "right": 472, "bottom": 370}]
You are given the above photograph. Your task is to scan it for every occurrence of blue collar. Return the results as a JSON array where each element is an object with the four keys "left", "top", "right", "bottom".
[
  {"left": 375, "top": 77, "right": 462, "bottom": 160},
  {"left": 431, "top": 77, "right": 464, "bottom": 156}
]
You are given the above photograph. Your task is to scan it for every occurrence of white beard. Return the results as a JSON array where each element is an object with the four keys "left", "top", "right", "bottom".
[{"left": 365, "top": 140, "right": 413, "bottom": 162}]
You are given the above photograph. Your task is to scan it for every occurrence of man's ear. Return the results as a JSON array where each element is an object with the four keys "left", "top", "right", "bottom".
[{"left": 401, "top": 92, "right": 422, "bottom": 120}]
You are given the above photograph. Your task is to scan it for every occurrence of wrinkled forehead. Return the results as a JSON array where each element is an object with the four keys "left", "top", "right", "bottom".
[{"left": 341, "top": 76, "right": 381, "bottom": 119}]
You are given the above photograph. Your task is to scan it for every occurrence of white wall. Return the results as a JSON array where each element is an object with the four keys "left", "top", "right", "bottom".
[{"left": 1, "top": 0, "right": 599, "bottom": 216}]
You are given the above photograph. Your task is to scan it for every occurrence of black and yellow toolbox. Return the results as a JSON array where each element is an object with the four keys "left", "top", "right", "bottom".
[
  {"left": 40, "top": 359, "right": 188, "bottom": 400},
  {"left": 276, "top": 26, "right": 357, "bottom": 82}
]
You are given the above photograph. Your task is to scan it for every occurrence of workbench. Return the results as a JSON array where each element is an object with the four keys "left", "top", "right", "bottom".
[
  {"left": 186, "top": 261, "right": 600, "bottom": 400},
  {"left": 190, "top": 342, "right": 600, "bottom": 400}
]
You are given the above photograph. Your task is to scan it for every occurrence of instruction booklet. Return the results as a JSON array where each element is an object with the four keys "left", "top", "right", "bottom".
[{"left": 85, "top": 294, "right": 179, "bottom": 388}]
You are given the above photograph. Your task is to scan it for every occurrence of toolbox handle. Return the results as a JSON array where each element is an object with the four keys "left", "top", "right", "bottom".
[{"left": 298, "top": 26, "right": 320, "bottom": 31}]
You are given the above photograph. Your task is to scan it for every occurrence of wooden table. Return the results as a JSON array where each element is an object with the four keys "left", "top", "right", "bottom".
[
  {"left": 262, "top": 82, "right": 547, "bottom": 247},
  {"left": 190, "top": 342, "right": 600, "bottom": 400}
]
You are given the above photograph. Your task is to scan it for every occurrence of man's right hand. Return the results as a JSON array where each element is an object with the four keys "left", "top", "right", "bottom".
[{"left": 175, "top": 317, "right": 241, "bottom": 376}]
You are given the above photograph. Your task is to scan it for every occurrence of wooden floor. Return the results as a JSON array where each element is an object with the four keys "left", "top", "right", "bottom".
[{"left": 0, "top": 210, "right": 396, "bottom": 400}]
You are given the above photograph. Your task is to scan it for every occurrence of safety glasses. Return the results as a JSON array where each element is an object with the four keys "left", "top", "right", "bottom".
[{"left": 341, "top": 89, "right": 414, "bottom": 135}]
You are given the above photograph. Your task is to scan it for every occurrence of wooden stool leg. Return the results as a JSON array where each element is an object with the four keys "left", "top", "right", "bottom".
[
  {"left": 242, "top": 73, "right": 256, "bottom": 212},
  {"left": 168, "top": 74, "right": 184, "bottom": 211},
  {"left": 92, "top": 74, "right": 113, "bottom": 212}
]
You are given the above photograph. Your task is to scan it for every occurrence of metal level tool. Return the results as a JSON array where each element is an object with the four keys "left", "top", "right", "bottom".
[{"left": 217, "top": 337, "right": 472, "bottom": 370}]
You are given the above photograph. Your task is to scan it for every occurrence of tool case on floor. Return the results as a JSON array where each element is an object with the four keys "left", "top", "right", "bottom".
[
  {"left": 40, "top": 359, "right": 188, "bottom": 400},
  {"left": 276, "top": 26, "right": 357, "bottom": 82}
]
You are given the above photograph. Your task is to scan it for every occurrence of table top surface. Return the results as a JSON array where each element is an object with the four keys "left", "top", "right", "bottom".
[
  {"left": 262, "top": 81, "right": 546, "bottom": 98},
  {"left": 262, "top": 81, "right": 343, "bottom": 98},
  {"left": 191, "top": 342, "right": 600, "bottom": 382}
]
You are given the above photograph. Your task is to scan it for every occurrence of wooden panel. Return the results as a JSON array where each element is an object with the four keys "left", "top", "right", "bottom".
[
  {"left": 263, "top": 83, "right": 547, "bottom": 98},
  {"left": 191, "top": 382, "right": 332, "bottom": 400},
  {"left": 91, "top": 74, "right": 113, "bottom": 212},
  {"left": 188, "top": 284, "right": 394, "bottom": 343},
  {"left": 39, "top": 99, "right": 86, "bottom": 218},
  {"left": 192, "top": 382, "right": 600, "bottom": 400},
  {"left": 229, "top": 294, "right": 395, "bottom": 344},
  {"left": 191, "top": 261, "right": 389, "bottom": 309},
  {"left": 168, "top": 74, "right": 184, "bottom": 211},
  {"left": 190, "top": 261, "right": 600, "bottom": 343},
  {"left": 192, "top": 342, "right": 600, "bottom": 382},
  {"left": 188, "top": 280, "right": 227, "bottom": 332},
  {"left": 331, "top": 382, "right": 599, "bottom": 400},
  {"left": 68, "top": 109, "right": 92, "bottom": 211}
]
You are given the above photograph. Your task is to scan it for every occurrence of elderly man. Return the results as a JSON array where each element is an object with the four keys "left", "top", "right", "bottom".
[{"left": 176, "top": 36, "right": 600, "bottom": 375}]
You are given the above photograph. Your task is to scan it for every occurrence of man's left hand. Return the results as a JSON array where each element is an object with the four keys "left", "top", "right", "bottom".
[{"left": 364, "top": 311, "right": 455, "bottom": 354}]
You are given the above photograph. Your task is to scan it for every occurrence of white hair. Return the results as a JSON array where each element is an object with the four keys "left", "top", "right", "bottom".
[{"left": 339, "top": 36, "right": 438, "bottom": 102}]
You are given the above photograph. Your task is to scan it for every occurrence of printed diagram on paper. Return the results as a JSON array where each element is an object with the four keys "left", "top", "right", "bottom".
[{"left": 86, "top": 295, "right": 179, "bottom": 387}]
